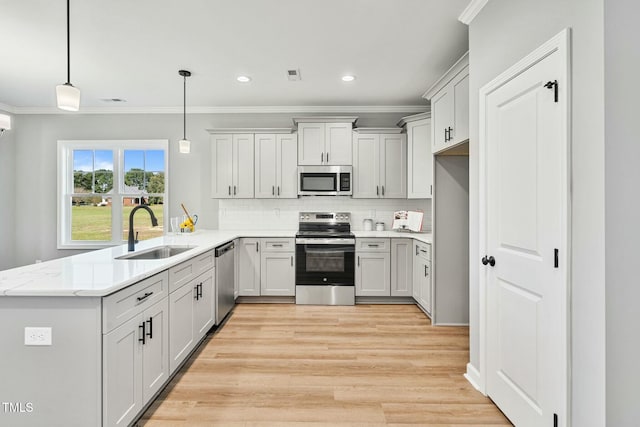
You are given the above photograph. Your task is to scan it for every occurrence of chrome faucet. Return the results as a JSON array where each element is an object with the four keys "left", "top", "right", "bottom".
[{"left": 128, "top": 205, "right": 159, "bottom": 251}]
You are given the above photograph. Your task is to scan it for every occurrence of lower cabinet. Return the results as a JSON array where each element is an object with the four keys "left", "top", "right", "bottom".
[
  {"left": 103, "top": 280, "right": 170, "bottom": 427},
  {"left": 413, "top": 241, "right": 432, "bottom": 315},
  {"left": 355, "top": 238, "right": 391, "bottom": 296},
  {"left": 391, "top": 238, "right": 413, "bottom": 297},
  {"left": 237, "top": 237, "right": 295, "bottom": 297},
  {"left": 169, "top": 268, "right": 215, "bottom": 373},
  {"left": 237, "top": 238, "right": 261, "bottom": 296},
  {"left": 261, "top": 251, "right": 295, "bottom": 296}
]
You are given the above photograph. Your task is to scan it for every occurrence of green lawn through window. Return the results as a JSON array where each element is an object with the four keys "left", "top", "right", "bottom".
[{"left": 71, "top": 205, "right": 164, "bottom": 242}]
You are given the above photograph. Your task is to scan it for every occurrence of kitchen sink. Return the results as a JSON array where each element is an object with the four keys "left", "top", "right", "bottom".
[{"left": 116, "top": 245, "right": 194, "bottom": 260}]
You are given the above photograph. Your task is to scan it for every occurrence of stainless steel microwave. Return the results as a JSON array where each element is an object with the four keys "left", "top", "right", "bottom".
[{"left": 297, "top": 165, "right": 352, "bottom": 196}]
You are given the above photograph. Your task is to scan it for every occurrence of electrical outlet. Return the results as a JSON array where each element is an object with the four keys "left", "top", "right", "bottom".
[{"left": 24, "top": 327, "right": 52, "bottom": 346}]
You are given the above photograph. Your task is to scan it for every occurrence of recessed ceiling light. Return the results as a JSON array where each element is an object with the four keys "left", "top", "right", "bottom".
[
  {"left": 236, "top": 75, "right": 251, "bottom": 83},
  {"left": 342, "top": 75, "right": 356, "bottom": 82}
]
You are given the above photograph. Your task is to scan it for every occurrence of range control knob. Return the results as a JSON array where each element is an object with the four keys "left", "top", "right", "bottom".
[{"left": 300, "top": 215, "right": 304, "bottom": 220}]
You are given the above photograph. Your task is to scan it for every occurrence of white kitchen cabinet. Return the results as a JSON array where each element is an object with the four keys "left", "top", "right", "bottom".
[
  {"left": 391, "top": 239, "right": 413, "bottom": 297},
  {"left": 355, "top": 238, "right": 391, "bottom": 296},
  {"left": 210, "top": 133, "right": 254, "bottom": 198},
  {"left": 294, "top": 117, "right": 357, "bottom": 165},
  {"left": 352, "top": 129, "right": 407, "bottom": 199},
  {"left": 169, "top": 268, "right": 214, "bottom": 373},
  {"left": 255, "top": 133, "right": 298, "bottom": 198},
  {"left": 413, "top": 240, "right": 432, "bottom": 315},
  {"left": 423, "top": 52, "right": 469, "bottom": 154},
  {"left": 237, "top": 238, "right": 261, "bottom": 296},
  {"left": 260, "top": 251, "right": 295, "bottom": 296},
  {"left": 398, "top": 113, "right": 433, "bottom": 199},
  {"left": 103, "top": 296, "right": 169, "bottom": 427}
]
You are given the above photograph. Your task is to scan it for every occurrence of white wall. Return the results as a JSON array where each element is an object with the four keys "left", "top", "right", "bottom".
[
  {"left": 468, "top": 0, "right": 605, "bottom": 425},
  {"left": 0, "top": 110, "right": 16, "bottom": 270},
  {"left": 3, "top": 111, "right": 412, "bottom": 268},
  {"left": 604, "top": 0, "right": 640, "bottom": 424}
]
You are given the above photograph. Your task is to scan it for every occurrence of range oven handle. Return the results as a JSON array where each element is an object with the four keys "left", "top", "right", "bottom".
[{"left": 295, "top": 238, "right": 356, "bottom": 245}]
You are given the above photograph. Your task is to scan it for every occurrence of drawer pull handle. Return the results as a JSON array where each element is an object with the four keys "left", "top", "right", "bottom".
[
  {"left": 137, "top": 291, "right": 153, "bottom": 302},
  {"left": 368, "top": 244, "right": 379, "bottom": 248},
  {"left": 420, "top": 249, "right": 427, "bottom": 253},
  {"left": 272, "top": 244, "right": 283, "bottom": 247}
]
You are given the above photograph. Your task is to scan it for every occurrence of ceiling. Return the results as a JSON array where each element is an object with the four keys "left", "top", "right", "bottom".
[{"left": 0, "top": 0, "right": 469, "bottom": 113}]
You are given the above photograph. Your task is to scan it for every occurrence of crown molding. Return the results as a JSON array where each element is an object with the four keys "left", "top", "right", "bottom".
[
  {"left": 396, "top": 111, "right": 431, "bottom": 127},
  {"left": 423, "top": 52, "right": 469, "bottom": 100},
  {"left": 353, "top": 127, "right": 403, "bottom": 134},
  {"left": 292, "top": 116, "right": 359, "bottom": 126},
  {"left": 458, "top": 0, "right": 489, "bottom": 25},
  {"left": 207, "top": 128, "right": 294, "bottom": 135},
  {"left": 4, "top": 104, "right": 429, "bottom": 115}
]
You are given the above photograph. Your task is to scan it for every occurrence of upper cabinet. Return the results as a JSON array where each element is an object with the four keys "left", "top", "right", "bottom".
[
  {"left": 294, "top": 117, "right": 358, "bottom": 165},
  {"left": 210, "top": 133, "right": 255, "bottom": 198},
  {"left": 398, "top": 112, "right": 433, "bottom": 199},
  {"left": 254, "top": 132, "right": 298, "bottom": 199},
  {"left": 352, "top": 128, "right": 407, "bottom": 199},
  {"left": 423, "top": 52, "right": 469, "bottom": 154}
]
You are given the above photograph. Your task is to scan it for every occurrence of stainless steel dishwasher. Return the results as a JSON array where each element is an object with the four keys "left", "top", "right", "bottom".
[{"left": 215, "top": 241, "right": 235, "bottom": 325}]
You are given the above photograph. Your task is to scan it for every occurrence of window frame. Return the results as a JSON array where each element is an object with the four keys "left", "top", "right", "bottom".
[{"left": 57, "top": 140, "right": 169, "bottom": 249}]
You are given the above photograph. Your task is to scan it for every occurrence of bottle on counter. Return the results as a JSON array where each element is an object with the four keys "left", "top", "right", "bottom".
[
  {"left": 376, "top": 222, "right": 385, "bottom": 231},
  {"left": 363, "top": 219, "right": 373, "bottom": 231}
]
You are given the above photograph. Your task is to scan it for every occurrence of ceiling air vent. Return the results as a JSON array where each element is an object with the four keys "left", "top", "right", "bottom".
[{"left": 287, "top": 69, "right": 301, "bottom": 81}]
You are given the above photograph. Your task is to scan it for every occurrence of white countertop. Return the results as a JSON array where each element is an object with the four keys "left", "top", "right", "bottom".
[{"left": 0, "top": 229, "right": 430, "bottom": 298}]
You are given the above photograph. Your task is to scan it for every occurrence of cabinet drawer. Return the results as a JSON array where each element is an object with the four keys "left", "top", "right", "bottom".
[
  {"left": 102, "top": 271, "right": 168, "bottom": 333},
  {"left": 169, "top": 249, "right": 215, "bottom": 293},
  {"left": 414, "top": 241, "right": 431, "bottom": 260},
  {"left": 261, "top": 238, "right": 294, "bottom": 252},
  {"left": 357, "top": 238, "right": 390, "bottom": 252}
]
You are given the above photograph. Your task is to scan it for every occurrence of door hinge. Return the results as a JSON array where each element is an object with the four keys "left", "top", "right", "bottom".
[
  {"left": 554, "top": 413, "right": 558, "bottom": 427},
  {"left": 554, "top": 248, "right": 559, "bottom": 268},
  {"left": 544, "top": 80, "right": 559, "bottom": 102}
]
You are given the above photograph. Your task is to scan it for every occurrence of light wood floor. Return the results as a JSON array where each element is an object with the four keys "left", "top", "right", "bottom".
[{"left": 138, "top": 304, "right": 511, "bottom": 426}]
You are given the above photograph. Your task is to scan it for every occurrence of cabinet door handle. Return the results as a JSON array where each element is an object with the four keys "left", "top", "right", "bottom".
[
  {"left": 277, "top": 186, "right": 280, "bottom": 196},
  {"left": 137, "top": 291, "right": 153, "bottom": 302},
  {"left": 424, "top": 265, "right": 427, "bottom": 277},
  {"left": 256, "top": 242, "right": 259, "bottom": 252},
  {"left": 326, "top": 152, "right": 329, "bottom": 163},
  {"left": 382, "top": 186, "right": 385, "bottom": 196},
  {"left": 291, "top": 256, "right": 293, "bottom": 267},
  {"left": 444, "top": 128, "right": 448, "bottom": 141},
  {"left": 146, "top": 317, "right": 153, "bottom": 339},
  {"left": 194, "top": 285, "right": 199, "bottom": 300},
  {"left": 430, "top": 184, "right": 432, "bottom": 195},
  {"left": 448, "top": 126, "right": 453, "bottom": 141},
  {"left": 139, "top": 322, "right": 146, "bottom": 345},
  {"left": 321, "top": 152, "right": 324, "bottom": 163},
  {"left": 272, "top": 186, "right": 275, "bottom": 196},
  {"left": 415, "top": 246, "right": 419, "bottom": 256},
  {"left": 376, "top": 186, "right": 379, "bottom": 196},
  {"left": 228, "top": 185, "right": 231, "bottom": 196},
  {"left": 357, "top": 256, "right": 360, "bottom": 267},
  {"left": 234, "top": 185, "right": 237, "bottom": 195}
]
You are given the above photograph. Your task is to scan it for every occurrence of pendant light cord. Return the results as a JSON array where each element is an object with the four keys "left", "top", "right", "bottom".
[
  {"left": 66, "top": 0, "right": 71, "bottom": 85},
  {"left": 183, "top": 74, "right": 187, "bottom": 140}
]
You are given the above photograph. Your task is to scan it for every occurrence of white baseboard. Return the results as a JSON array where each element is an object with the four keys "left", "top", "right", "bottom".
[{"left": 464, "top": 363, "right": 483, "bottom": 393}]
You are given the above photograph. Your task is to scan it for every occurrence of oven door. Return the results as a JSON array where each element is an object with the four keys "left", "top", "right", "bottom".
[{"left": 295, "top": 238, "right": 355, "bottom": 286}]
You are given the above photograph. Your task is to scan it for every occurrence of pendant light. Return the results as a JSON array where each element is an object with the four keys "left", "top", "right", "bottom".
[
  {"left": 56, "top": 0, "right": 80, "bottom": 111},
  {"left": 178, "top": 70, "right": 191, "bottom": 154}
]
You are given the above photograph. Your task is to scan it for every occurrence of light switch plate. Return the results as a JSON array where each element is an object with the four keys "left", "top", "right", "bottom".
[{"left": 24, "top": 327, "right": 52, "bottom": 346}]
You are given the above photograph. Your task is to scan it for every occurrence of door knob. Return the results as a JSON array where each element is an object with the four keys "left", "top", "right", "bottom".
[{"left": 481, "top": 256, "right": 496, "bottom": 267}]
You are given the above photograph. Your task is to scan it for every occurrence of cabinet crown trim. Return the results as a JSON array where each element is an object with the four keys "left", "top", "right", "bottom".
[
  {"left": 458, "top": 0, "right": 489, "bottom": 25},
  {"left": 396, "top": 112, "right": 432, "bottom": 127},
  {"left": 292, "top": 116, "right": 358, "bottom": 126},
  {"left": 207, "top": 128, "right": 294, "bottom": 134},
  {"left": 422, "top": 52, "right": 469, "bottom": 100},
  {"left": 353, "top": 127, "right": 403, "bottom": 134}
]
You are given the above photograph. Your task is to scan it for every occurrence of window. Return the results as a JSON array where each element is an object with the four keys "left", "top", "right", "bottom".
[{"left": 58, "top": 140, "right": 168, "bottom": 249}]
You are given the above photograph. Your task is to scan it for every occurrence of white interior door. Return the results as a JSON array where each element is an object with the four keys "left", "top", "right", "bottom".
[{"left": 482, "top": 32, "right": 568, "bottom": 427}]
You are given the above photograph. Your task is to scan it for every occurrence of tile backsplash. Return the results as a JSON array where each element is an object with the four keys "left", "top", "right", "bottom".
[{"left": 218, "top": 198, "right": 431, "bottom": 231}]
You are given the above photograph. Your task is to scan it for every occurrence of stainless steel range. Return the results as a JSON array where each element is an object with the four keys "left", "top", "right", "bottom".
[{"left": 295, "top": 212, "right": 355, "bottom": 305}]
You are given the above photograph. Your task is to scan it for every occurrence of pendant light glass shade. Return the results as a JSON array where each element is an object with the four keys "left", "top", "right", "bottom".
[
  {"left": 0, "top": 114, "right": 11, "bottom": 131},
  {"left": 178, "top": 139, "right": 191, "bottom": 153},
  {"left": 56, "top": 83, "right": 80, "bottom": 111}
]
